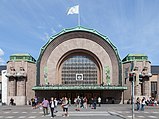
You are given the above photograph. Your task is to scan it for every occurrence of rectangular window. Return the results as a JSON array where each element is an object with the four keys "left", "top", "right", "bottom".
[
  {"left": 151, "top": 82, "right": 157, "bottom": 98},
  {"left": 125, "top": 78, "right": 127, "bottom": 84}
]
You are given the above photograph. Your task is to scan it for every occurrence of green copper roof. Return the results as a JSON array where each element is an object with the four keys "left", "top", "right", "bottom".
[
  {"left": 10, "top": 53, "right": 36, "bottom": 63},
  {"left": 122, "top": 54, "right": 148, "bottom": 63},
  {"left": 32, "top": 85, "right": 127, "bottom": 90},
  {"left": 126, "top": 54, "right": 147, "bottom": 57}
]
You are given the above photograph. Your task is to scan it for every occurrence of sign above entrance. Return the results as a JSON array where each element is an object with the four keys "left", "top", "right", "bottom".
[
  {"left": 32, "top": 85, "right": 127, "bottom": 90},
  {"left": 76, "top": 73, "right": 83, "bottom": 80}
]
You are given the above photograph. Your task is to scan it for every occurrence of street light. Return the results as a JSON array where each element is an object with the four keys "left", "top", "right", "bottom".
[{"left": 129, "top": 71, "right": 136, "bottom": 119}]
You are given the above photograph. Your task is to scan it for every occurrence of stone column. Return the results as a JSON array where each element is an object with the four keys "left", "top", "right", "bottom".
[
  {"left": 135, "top": 84, "right": 141, "bottom": 96},
  {"left": 9, "top": 77, "right": 16, "bottom": 96},
  {"left": 144, "top": 81, "right": 150, "bottom": 97},
  {"left": 17, "top": 77, "right": 26, "bottom": 96}
]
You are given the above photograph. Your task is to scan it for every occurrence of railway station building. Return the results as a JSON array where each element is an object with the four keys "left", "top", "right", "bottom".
[{"left": 0, "top": 26, "right": 158, "bottom": 105}]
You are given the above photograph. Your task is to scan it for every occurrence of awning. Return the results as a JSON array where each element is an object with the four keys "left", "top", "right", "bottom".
[{"left": 32, "top": 85, "right": 127, "bottom": 91}]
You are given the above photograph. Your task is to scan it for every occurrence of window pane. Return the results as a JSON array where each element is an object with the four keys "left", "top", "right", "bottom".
[{"left": 61, "top": 55, "right": 98, "bottom": 85}]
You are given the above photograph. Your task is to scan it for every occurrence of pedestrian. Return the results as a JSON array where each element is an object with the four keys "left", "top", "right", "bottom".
[
  {"left": 80, "top": 97, "right": 84, "bottom": 108},
  {"left": 83, "top": 96, "right": 88, "bottom": 109},
  {"left": 68, "top": 98, "right": 71, "bottom": 106},
  {"left": 10, "top": 98, "right": 14, "bottom": 106},
  {"left": 31, "top": 97, "right": 35, "bottom": 108},
  {"left": 98, "top": 97, "right": 101, "bottom": 107},
  {"left": 75, "top": 96, "right": 81, "bottom": 111},
  {"left": 90, "top": 98, "right": 93, "bottom": 107},
  {"left": 61, "top": 97, "right": 69, "bottom": 117},
  {"left": 34, "top": 96, "right": 38, "bottom": 109},
  {"left": 106, "top": 98, "right": 108, "bottom": 104},
  {"left": 127, "top": 99, "right": 131, "bottom": 104},
  {"left": 50, "top": 97, "right": 55, "bottom": 118},
  {"left": 136, "top": 97, "right": 140, "bottom": 111},
  {"left": 54, "top": 98, "right": 58, "bottom": 113},
  {"left": 41, "top": 98, "right": 49, "bottom": 116},
  {"left": 93, "top": 97, "right": 97, "bottom": 109},
  {"left": 141, "top": 97, "right": 146, "bottom": 111}
]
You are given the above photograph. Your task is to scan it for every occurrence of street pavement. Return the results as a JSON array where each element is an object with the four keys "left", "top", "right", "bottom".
[{"left": 0, "top": 104, "right": 159, "bottom": 119}]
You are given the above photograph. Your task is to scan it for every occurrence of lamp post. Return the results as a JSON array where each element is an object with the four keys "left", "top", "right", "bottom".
[
  {"left": 132, "top": 73, "right": 135, "bottom": 119},
  {"left": 130, "top": 71, "right": 136, "bottom": 119}
]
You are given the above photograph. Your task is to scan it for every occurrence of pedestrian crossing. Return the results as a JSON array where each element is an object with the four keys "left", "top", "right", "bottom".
[{"left": 1, "top": 110, "right": 159, "bottom": 118}]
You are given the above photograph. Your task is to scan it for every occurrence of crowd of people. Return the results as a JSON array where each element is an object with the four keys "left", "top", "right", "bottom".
[
  {"left": 135, "top": 97, "right": 158, "bottom": 111},
  {"left": 30, "top": 96, "right": 102, "bottom": 118}
]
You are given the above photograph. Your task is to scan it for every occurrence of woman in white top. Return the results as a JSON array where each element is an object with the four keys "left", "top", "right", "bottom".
[
  {"left": 61, "top": 97, "right": 69, "bottom": 117},
  {"left": 141, "top": 97, "right": 146, "bottom": 111},
  {"left": 50, "top": 97, "right": 55, "bottom": 118}
]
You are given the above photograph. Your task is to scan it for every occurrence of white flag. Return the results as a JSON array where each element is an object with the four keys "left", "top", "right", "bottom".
[{"left": 67, "top": 5, "right": 79, "bottom": 15}]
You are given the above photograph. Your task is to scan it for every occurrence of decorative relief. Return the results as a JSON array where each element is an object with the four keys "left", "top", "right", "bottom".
[{"left": 105, "top": 66, "right": 110, "bottom": 85}]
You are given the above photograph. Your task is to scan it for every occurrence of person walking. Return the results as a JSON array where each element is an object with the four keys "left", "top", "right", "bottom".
[
  {"left": 89, "top": 98, "right": 93, "bottom": 107},
  {"left": 83, "top": 96, "right": 88, "bottom": 109},
  {"left": 54, "top": 98, "right": 58, "bottom": 113},
  {"left": 68, "top": 98, "right": 71, "bottom": 106},
  {"left": 136, "top": 97, "right": 140, "bottom": 111},
  {"left": 61, "top": 97, "right": 69, "bottom": 117},
  {"left": 10, "top": 98, "right": 14, "bottom": 106},
  {"left": 34, "top": 96, "right": 38, "bottom": 109},
  {"left": 141, "top": 97, "right": 146, "bottom": 111},
  {"left": 93, "top": 97, "right": 97, "bottom": 109},
  {"left": 75, "top": 96, "right": 81, "bottom": 111},
  {"left": 41, "top": 98, "right": 49, "bottom": 116},
  {"left": 31, "top": 97, "right": 35, "bottom": 108},
  {"left": 98, "top": 97, "right": 101, "bottom": 107},
  {"left": 50, "top": 97, "right": 55, "bottom": 118},
  {"left": 80, "top": 97, "right": 84, "bottom": 108}
]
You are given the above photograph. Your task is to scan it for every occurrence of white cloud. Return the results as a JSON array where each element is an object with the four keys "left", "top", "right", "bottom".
[
  {"left": 51, "top": 28, "right": 57, "bottom": 35},
  {"left": 0, "top": 57, "right": 5, "bottom": 65},
  {"left": 0, "top": 48, "right": 4, "bottom": 56},
  {"left": 58, "top": 24, "right": 63, "bottom": 28},
  {"left": 0, "top": 49, "right": 5, "bottom": 65},
  {"left": 39, "top": 32, "right": 51, "bottom": 42},
  {"left": 39, "top": 27, "right": 58, "bottom": 42}
]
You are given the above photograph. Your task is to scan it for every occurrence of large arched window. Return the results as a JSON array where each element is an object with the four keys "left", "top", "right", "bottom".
[{"left": 61, "top": 55, "right": 98, "bottom": 85}]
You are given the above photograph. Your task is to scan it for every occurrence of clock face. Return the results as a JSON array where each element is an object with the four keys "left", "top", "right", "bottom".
[{"left": 76, "top": 74, "right": 83, "bottom": 80}]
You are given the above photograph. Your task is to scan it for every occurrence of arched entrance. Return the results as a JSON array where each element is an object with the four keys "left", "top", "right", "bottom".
[{"left": 55, "top": 50, "right": 103, "bottom": 102}]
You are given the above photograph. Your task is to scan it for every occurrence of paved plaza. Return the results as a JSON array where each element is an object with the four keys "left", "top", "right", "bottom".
[{"left": 0, "top": 104, "right": 159, "bottom": 119}]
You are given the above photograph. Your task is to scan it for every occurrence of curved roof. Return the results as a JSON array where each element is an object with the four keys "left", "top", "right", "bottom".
[{"left": 38, "top": 26, "right": 121, "bottom": 62}]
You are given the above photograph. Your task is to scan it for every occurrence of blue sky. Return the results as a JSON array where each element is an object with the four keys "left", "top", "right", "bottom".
[{"left": 0, "top": 0, "right": 159, "bottom": 65}]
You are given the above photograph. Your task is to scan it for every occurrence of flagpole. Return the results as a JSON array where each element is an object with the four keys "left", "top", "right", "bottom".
[
  {"left": 78, "top": 6, "right": 80, "bottom": 26},
  {"left": 78, "top": 12, "right": 80, "bottom": 26}
]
